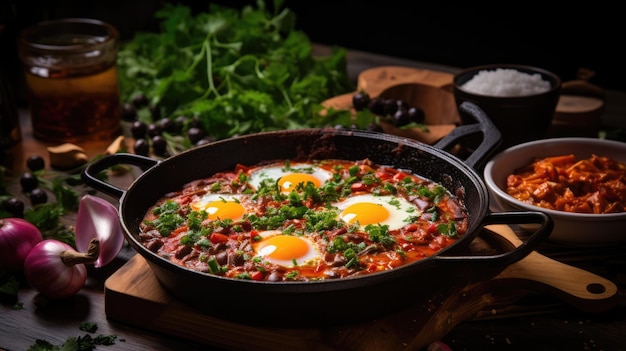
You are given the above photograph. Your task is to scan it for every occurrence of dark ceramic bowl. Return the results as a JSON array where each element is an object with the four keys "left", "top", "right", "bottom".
[{"left": 453, "top": 64, "right": 561, "bottom": 150}]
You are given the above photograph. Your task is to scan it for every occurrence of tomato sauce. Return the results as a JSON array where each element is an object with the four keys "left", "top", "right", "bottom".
[
  {"left": 138, "top": 158, "right": 469, "bottom": 282},
  {"left": 506, "top": 154, "right": 626, "bottom": 213}
]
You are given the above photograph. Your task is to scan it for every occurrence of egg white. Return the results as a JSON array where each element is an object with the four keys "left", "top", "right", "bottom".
[
  {"left": 247, "top": 163, "right": 334, "bottom": 192},
  {"left": 334, "top": 194, "right": 419, "bottom": 230},
  {"left": 252, "top": 230, "right": 323, "bottom": 268}
]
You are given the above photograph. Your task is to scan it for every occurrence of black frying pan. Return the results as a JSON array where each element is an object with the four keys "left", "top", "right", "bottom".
[{"left": 83, "top": 102, "right": 553, "bottom": 325}]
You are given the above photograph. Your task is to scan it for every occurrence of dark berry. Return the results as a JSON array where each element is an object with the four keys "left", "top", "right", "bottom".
[
  {"left": 148, "top": 104, "right": 161, "bottom": 119},
  {"left": 132, "top": 93, "right": 149, "bottom": 108},
  {"left": 147, "top": 123, "right": 162, "bottom": 138},
  {"left": 174, "top": 115, "right": 189, "bottom": 130},
  {"left": 130, "top": 121, "right": 147, "bottom": 139},
  {"left": 29, "top": 188, "right": 48, "bottom": 205},
  {"left": 20, "top": 172, "right": 38, "bottom": 192},
  {"left": 396, "top": 99, "right": 410, "bottom": 111},
  {"left": 407, "top": 107, "right": 425, "bottom": 123},
  {"left": 151, "top": 135, "right": 167, "bottom": 156},
  {"left": 367, "top": 98, "right": 385, "bottom": 115},
  {"left": 382, "top": 98, "right": 397, "bottom": 116},
  {"left": 121, "top": 103, "right": 138, "bottom": 121},
  {"left": 195, "top": 138, "right": 210, "bottom": 147},
  {"left": 392, "top": 108, "right": 411, "bottom": 127},
  {"left": 26, "top": 155, "right": 45, "bottom": 172},
  {"left": 133, "top": 138, "right": 150, "bottom": 156},
  {"left": 352, "top": 92, "right": 371, "bottom": 111},
  {"left": 190, "top": 116, "right": 203, "bottom": 129},
  {"left": 366, "top": 123, "right": 384, "bottom": 132},
  {"left": 187, "top": 127, "right": 205, "bottom": 144},
  {"left": 4, "top": 197, "right": 24, "bottom": 218},
  {"left": 159, "top": 118, "right": 177, "bottom": 133}
]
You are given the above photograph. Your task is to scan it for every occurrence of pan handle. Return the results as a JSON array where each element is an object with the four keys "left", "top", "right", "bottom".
[
  {"left": 433, "top": 101, "right": 502, "bottom": 170},
  {"left": 433, "top": 211, "right": 553, "bottom": 266},
  {"left": 81, "top": 153, "right": 159, "bottom": 200}
]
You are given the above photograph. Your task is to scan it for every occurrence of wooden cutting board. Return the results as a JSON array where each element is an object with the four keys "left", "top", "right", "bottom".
[{"left": 104, "top": 225, "right": 618, "bottom": 351}]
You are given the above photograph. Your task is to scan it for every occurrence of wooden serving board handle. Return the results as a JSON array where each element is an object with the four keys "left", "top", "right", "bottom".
[{"left": 486, "top": 224, "right": 618, "bottom": 313}]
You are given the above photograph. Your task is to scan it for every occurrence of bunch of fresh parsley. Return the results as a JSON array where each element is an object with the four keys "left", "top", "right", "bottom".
[{"left": 117, "top": 0, "right": 355, "bottom": 146}]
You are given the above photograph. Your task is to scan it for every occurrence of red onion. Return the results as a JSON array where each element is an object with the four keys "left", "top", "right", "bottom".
[
  {"left": 23, "top": 238, "right": 99, "bottom": 299},
  {"left": 74, "top": 194, "right": 124, "bottom": 267},
  {"left": 0, "top": 218, "right": 44, "bottom": 271}
]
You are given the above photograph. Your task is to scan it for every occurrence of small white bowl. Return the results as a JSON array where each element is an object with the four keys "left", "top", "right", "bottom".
[{"left": 484, "top": 137, "right": 626, "bottom": 245}]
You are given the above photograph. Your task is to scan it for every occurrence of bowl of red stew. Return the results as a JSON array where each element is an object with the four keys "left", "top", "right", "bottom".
[{"left": 484, "top": 137, "right": 626, "bottom": 245}]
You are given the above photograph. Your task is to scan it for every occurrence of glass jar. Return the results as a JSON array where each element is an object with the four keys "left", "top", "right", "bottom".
[
  {"left": 0, "top": 67, "right": 21, "bottom": 149},
  {"left": 18, "top": 18, "right": 121, "bottom": 143}
]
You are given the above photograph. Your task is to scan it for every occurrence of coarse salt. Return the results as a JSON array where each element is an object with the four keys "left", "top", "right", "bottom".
[{"left": 460, "top": 68, "right": 551, "bottom": 97}]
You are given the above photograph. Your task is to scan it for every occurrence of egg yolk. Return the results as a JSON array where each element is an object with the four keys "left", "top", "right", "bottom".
[
  {"left": 256, "top": 235, "right": 310, "bottom": 260},
  {"left": 199, "top": 200, "right": 246, "bottom": 221},
  {"left": 340, "top": 202, "right": 390, "bottom": 225},
  {"left": 278, "top": 173, "right": 321, "bottom": 192}
]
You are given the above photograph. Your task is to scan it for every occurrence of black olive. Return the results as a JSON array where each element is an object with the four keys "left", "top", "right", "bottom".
[
  {"left": 26, "top": 155, "right": 45, "bottom": 172},
  {"left": 151, "top": 135, "right": 167, "bottom": 156},
  {"left": 29, "top": 188, "right": 48, "bottom": 205},
  {"left": 20, "top": 172, "right": 38, "bottom": 192},
  {"left": 3, "top": 197, "right": 24, "bottom": 218},
  {"left": 133, "top": 138, "right": 150, "bottom": 156},
  {"left": 130, "top": 120, "right": 147, "bottom": 139}
]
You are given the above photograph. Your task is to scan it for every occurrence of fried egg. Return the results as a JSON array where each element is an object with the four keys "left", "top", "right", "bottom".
[
  {"left": 247, "top": 163, "right": 334, "bottom": 192},
  {"left": 190, "top": 193, "right": 250, "bottom": 221},
  {"left": 252, "top": 230, "right": 323, "bottom": 267},
  {"left": 334, "top": 194, "right": 419, "bottom": 230}
]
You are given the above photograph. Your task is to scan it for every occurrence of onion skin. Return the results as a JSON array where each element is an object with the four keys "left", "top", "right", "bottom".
[
  {"left": 75, "top": 194, "right": 124, "bottom": 268},
  {"left": 0, "top": 218, "right": 44, "bottom": 271},
  {"left": 23, "top": 239, "right": 99, "bottom": 299}
]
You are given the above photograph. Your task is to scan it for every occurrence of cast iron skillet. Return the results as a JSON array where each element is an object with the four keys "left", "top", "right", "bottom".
[{"left": 83, "top": 102, "right": 553, "bottom": 326}]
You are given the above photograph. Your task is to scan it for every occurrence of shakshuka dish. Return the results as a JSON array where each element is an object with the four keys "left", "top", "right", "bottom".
[{"left": 138, "top": 158, "right": 470, "bottom": 282}]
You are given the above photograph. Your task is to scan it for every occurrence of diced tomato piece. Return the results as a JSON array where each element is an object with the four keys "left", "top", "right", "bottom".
[
  {"left": 251, "top": 271, "right": 265, "bottom": 281},
  {"left": 171, "top": 225, "right": 189, "bottom": 236},
  {"left": 250, "top": 229, "right": 260, "bottom": 241},
  {"left": 351, "top": 183, "right": 368, "bottom": 192},
  {"left": 375, "top": 169, "right": 393, "bottom": 181},
  {"left": 234, "top": 163, "right": 251, "bottom": 173},
  {"left": 210, "top": 233, "right": 230, "bottom": 244},
  {"left": 426, "top": 223, "right": 439, "bottom": 235},
  {"left": 392, "top": 172, "right": 406, "bottom": 182},
  {"left": 404, "top": 223, "right": 418, "bottom": 232}
]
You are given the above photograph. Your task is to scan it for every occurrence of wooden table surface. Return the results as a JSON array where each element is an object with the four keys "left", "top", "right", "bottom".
[{"left": 1, "top": 46, "right": 626, "bottom": 351}]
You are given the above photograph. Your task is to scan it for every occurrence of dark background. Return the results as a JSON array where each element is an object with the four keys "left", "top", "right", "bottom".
[{"left": 2, "top": 0, "right": 624, "bottom": 105}]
